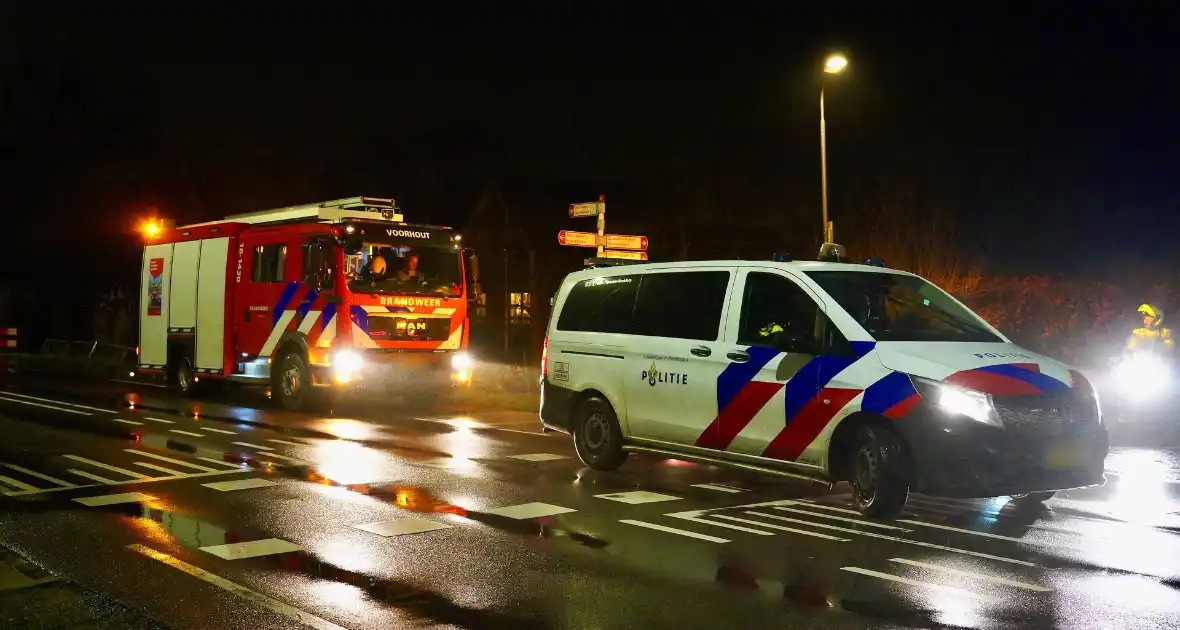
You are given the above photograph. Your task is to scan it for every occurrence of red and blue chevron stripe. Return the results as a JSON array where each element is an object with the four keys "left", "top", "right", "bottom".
[{"left": 944, "top": 362, "right": 1068, "bottom": 396}]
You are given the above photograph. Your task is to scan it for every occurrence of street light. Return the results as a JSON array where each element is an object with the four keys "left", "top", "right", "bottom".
[{"left": 820, "top": 53, "right": 847, "bottom": 242}]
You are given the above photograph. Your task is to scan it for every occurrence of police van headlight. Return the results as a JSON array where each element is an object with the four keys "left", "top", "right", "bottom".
[
  {"left": 331, "top": 349, "right": 364, "bottom": 383},
  {"left": 913, "top": 376, "right": 1001, "bottom": 427}
]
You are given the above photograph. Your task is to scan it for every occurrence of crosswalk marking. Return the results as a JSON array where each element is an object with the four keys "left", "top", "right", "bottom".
[
  {"left": 124, "top": 450, "right": 217, "bottom": 472},
  {"left": 667, "top": 512, "right": 776, "bottom": 536},
  {"left": 484, "top": 502, "right": 576, "bottom": 519},
  {"left": 888, "top": 558, "right": 1051, "bottom": 592},
  {"left": 202, "top": 478, "right": 277, "bottom": 492},
  {"left": 709, "top": 514, "right": 851, "bottom": 541},
  {"left": 894, "top": 518, "right": 1061, "bottom": 546},
  {"left": 842, "top": 567, "right": 985, "bottom": 599},
  {"left": 63, "top": 455, "right": 151, "bottom": 480},
  {"left": 773, "top": 507, "right": 914, "bottom": 532},
  {"left": 169, "top": 430, "right": 205, "bottom": 438},
  {"left": 0, "top": 391, "right": 115, "bottom": 413},
  {"left": 144, "top": 417, "right": 175, "bottom": 424},
  {"left": 0, "top": 395, "right": 91, "bottom": 415},
  {"left": 0, "top": 475, "right": 38, "bottom": 492},
  {"left": 200, "top": 428, "right": 238, "bottom": 435},
  {"left": 595, "top": 491, "right": 681, "bottom": 505},
  {"left": 133, "top": 462, "right": 185, "bottom": 476},
  {"left": 265, "top": 439, "right": 306, "bottom": 447},
  {"left": 621, "top": 519, "right": 731, "bottom": 543},
  {"left": 744, "top": 511, "right": 1036, "bottom": 566},
  {"left": 2, "top": 463, "right": 75, "bottom": 488},
  {"left": 113, "top": 419, "right": 144, "bottom": 426},
  {"left": 74, "top": 492, "right": 156, "bottom": 507},
  {"left": 354, "top": 518, "right": 453, "bottom": 537},
  {"left": 200, "top": 538, "right": 302, "bottom": 560},
  {"left": 197, "top": 457, "right": 246, "bottom": 469},
  {"left": 231, "top": 442, "right": 274, "bottom": 451},
  {"left": 67, "top": 469, "right": 120, "bottom": 484},
  {"left": 691, "top": 483, "right": 744, "bottom": 493}
]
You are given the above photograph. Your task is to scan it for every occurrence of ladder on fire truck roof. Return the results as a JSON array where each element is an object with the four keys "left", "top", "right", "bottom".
[{"left": 188, "top": 197, "right": 405, "bottom": 227}]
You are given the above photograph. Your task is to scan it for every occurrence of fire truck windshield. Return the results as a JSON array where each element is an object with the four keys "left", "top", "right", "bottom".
[{"left": 345, "top": 243, "right": 462, "bottom": 297}]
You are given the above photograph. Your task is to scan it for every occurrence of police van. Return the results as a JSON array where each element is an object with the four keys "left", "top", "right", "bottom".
[{"left": 539, "top": 245, "right": 1108, "bottom": 517}]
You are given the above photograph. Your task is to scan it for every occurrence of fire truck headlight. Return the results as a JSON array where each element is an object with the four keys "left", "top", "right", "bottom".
[
  {"left": 451, "top": 353, "right": 473, "bottom": 370},
  {"left": 332, "top": 350, "right": 364, "bottom": 383}
]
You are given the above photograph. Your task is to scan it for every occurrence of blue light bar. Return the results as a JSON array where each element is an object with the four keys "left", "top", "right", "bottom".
[{"left": 772, "top": 252, "right": 792, "bottom": 262}]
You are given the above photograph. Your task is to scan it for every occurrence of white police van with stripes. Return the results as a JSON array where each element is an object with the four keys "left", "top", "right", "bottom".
[{"left": 540, "top": 245, "right": 1108, "bottom": 517}]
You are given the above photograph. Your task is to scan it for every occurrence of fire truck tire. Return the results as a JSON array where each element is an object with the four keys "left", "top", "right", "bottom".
[
  {"left": 572, "top": 395, "right": 628, "bottom": 471},
  {"left": 273, "top": 351, "right": 311, "bottom": 411},
  {"left": 172, "top": 357, "right": 197, "bottom": 397}
]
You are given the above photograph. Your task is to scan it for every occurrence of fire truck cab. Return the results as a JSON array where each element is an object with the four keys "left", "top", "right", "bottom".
[{"left": 136, "top": 196, "right": 481, "bottom": 410}]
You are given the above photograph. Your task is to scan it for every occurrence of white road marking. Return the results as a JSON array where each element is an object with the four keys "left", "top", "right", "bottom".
[
  {"left": 895, "top": 518, "right": 1061, "bottom": 546},
  {"left": 74, "top": 492, "right": 156, "bottom": 507},
  {"left": 0, "top": 395, "right": 91, "bottom": 415},
  {"left": 484, "top": 502, "right": 577, "bottom": 519},
  {"left": 67, "top": 469, "right": 120, "bottom": 484},
  {"left": 889, "top": 558, "right": 1051, "bottom": 592},
  {"left": 666, "top": 511, "right": 777, "bottom": 536},
  {"left": 201, "top": 538, "right": 303, "bottom": 560},
  {"left": 124, "top": 450, "right": 217, "bottom": 472},
  {"left": 133, "top": 462, "right": 185, "bottom": 476},
  {"left": 691, "top": 483, "right": 744, "bottom": 493},
  {"left": 200, "top": 428, "right": 238, "bottom": 435},
  {"left": 231, "top": 442, "right": 274, "bottom": 451},
  {"left": 169, "top": 430, "right": 205, "bottom": 438},
  {"left": 842, "top": 567, "right": 985, "bottom": 599},
  {"left": 128, "top": 544, "right": 349, "bottom": 630},
  {"left": 63, "top": 455, "right": 150, "bottom": 480},
  {"left": 594, "top": 490, "right": 681, "bottom": 505},
  {"left": 144, "top": 417, "right": 175, "bottom": 424},
  {"left": 203, "top": 478, "right": 277, "bottom": 492},
  {"left": 113, "top": 419, "right": 144, "bottom": 426},
  {"left": 774, "top": 507, "right": 914, "bottom": 532},
  {"left": 507, "top": 453, "right": 568, "bottom": 462},
  {"left": 0, "top": 475, "right": 39, "bottom": 492},
  {"left": 265, "top": 439, "right": 306, "bottom": 447},
  {"left": 197, "top": 457, "right": 246, "bottom": 469},
  {"left": 745, "top": 511, "right": 1036, "bottom": 566},
  {"left": 258, "top": 452, "right": 310, "bottom": 465},
  {"left": 354, "top": 518, "right": 453, "bottom": 537},
  {"left": 620, "top": 519, "right": 731, "bottom": 543},
  {"left": 709, "top": 514, "right": 851, "bottom": 541},
  {"left": 0, "top": 391, "right": 115, "bottom": 413},
  {"left": 2, "top": 464, "right": 75, "bottom": 488}
]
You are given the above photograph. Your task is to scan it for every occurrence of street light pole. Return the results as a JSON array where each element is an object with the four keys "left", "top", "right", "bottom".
[
  {"left": 820, "top": 85, "right": 830, "bottom": 243},
  {"left": 819, "top": 53, "right": 847, "bottom": 243}
]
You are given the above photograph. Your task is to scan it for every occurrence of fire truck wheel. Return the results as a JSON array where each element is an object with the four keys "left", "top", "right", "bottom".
[
  {"left": 273, "top": 351, "right": 311, "bottom": 411},
  {"left": 573, "top": 395, "right": 628, "bottom": 471},
  {"left": 172, "top": 357, "right": 197, "bottom": 397}
]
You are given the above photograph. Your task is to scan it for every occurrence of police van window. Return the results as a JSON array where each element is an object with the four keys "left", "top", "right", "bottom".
[
  {"left": 556, "top": 275, "right": 639, "bottom": 334},
  {"left": 632, "top": 271, "right": 730, "bottom": 340},
  {"left": 805, "top": 270, "right": 1001, "bottom": 343},
  {"left": 252, "top": 244, "right": 286, "bottom": 283},
  {"left": 738, "top": 272, "right": 823, "bottom": 349}
]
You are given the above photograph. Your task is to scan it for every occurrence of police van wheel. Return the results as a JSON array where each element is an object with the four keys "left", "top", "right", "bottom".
[
  {"left": 849, "top": 424, "right": 909, "bottom": 519},
  {"left": 573, "top": 396, "right": 628, "bottom": 471},
  {"left": 273, "top": 352, "right": 310, "bottom": 412}
]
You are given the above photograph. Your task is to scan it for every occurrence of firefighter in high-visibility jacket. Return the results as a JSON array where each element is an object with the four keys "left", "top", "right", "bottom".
[{"left": 1125, "top": 303, "right": 1175, "bottom": 360}]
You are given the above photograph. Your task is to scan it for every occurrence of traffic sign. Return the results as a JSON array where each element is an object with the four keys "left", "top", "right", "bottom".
[
  {"left": 603, "top": 249, "right": 648, "bottom": 261},
  {"left": 569, "top": 201, "right": 601, "bottom": 218},
  {"left": 558, "top": 230, "right": 598, "bottom": 248},
  {"left": 602, "top": 234, "right": 648, "bottom": 251}
]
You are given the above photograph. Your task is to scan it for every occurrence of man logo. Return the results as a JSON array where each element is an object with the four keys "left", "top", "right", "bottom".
[{"left": 641, "top": 362, "right": 687, "bottom": 387}]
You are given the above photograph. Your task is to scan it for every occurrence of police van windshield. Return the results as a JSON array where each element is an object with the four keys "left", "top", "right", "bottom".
[
  {"left": 345, "top": 243, "right": 461, "bottom": 297},
  {"left": 805, "top": 271, "right": 1001, "bottom": 343}
]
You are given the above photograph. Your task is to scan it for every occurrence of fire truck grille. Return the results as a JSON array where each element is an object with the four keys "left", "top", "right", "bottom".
[{"left": 365, "top": 316, "right": 453, "bottom": 342}]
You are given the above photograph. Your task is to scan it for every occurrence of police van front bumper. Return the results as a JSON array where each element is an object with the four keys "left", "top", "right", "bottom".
[{"left": 895, "top": 396, "right": 1109, "bottom": 498}]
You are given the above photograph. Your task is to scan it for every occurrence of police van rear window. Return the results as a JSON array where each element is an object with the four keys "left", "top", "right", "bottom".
[{"left": 556, "top": 271, "right": 730, "bottom": 340}]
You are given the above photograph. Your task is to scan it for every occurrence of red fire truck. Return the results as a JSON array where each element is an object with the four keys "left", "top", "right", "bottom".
[{"left": 136, "top": 196, "right": 481, "bottom": 410}]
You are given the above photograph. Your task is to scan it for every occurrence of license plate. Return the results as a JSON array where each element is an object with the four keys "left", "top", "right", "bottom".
[{"left": 1045, "top": 443, "right": 1087, "bottom": 469}]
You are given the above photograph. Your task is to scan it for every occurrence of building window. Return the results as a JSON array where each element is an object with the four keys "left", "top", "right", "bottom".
[
  {"left": 474, "top": 292, "right": 487, "bottom": 318},
  {"left": 509, "top": 292, "right": 531, "bottom": 323}
]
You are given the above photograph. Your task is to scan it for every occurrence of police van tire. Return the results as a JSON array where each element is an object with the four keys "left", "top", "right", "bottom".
[
  {"left": 849, "top": 424, "right": 909, "bottom": 519},
  {"left": 573, "top": 396, "right": 628, "bottom": 471},
  {"left": 273, "top": 352, "right": 310, "bottom": 411}
]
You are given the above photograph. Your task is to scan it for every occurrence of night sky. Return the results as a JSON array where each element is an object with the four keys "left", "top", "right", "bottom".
[{"left": 2, "top": 4, "right": 1178, "bottom": 306}]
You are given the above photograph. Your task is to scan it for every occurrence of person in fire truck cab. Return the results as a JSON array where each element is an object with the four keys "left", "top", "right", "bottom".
[
  {"left": 396, "top": 251, "right": 422, "bottom": 283},
  {"left": 1125, "top": 303, "right": 1175, "bottom": 360}
]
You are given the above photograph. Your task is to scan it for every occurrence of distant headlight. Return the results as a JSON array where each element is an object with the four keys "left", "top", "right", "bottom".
[
  {"left": 913, "top": 376, "right": 1001, "bottom": 427},
  {"left": 451, "top": 353, "right": 473, "bottom": 370}
]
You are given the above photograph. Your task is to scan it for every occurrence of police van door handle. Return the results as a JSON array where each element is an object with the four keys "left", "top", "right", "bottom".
[
  {"left": 727, "top": 351, "right": 749, "bottom": 363},
  {"left": 690, "top": 346, "right": 712, "bottom": 358}
]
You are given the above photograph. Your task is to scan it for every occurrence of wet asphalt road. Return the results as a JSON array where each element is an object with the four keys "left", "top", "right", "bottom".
[{"left": 1, "top": 376, "right": 1180, "bottom": 629}]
